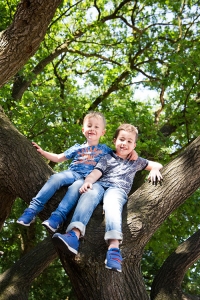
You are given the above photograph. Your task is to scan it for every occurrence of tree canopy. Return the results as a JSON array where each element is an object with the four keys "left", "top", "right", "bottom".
[{"left": 0, "top": 1, "right": 200, "bottom": 299}]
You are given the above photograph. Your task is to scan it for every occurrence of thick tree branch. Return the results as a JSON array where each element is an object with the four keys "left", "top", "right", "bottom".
[
  {"left": 0, "top": 237, "right": 57, "bottom": 300},
  {"left": 151, "top": 230, "right": 200, "bottom": 300},
  {"left": 0, "top": 0, "right": 62, "bottom": 87}
]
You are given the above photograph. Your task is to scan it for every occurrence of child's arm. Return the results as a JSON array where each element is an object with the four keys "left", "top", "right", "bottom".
[
  {"left": 145, "top": 161, "right": 163, "bottom": 183},
  {"left": 32, "top": 142, "right": 67, "bottom": 163},
  {"left": 79, "top": 169, "right": 102, "bottom": 193}
]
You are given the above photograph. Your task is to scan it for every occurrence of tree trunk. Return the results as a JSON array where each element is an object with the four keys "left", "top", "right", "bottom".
[{"left": 0, "top": 0, "right": 62, "bottom": 87}]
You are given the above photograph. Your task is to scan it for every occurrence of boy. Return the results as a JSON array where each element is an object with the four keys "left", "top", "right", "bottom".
[
  {"left": 17, "top": 112, "right": 111, "bottom": 231},
  {"left": 52, "top": 123, "right": 163, "bottom": 272}
]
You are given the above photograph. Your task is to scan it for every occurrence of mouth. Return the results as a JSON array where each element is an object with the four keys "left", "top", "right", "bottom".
[{"left": 88, "top": 132, "right": 95, "bottom": 137}]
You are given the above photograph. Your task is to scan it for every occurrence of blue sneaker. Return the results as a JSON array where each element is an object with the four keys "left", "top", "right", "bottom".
[
  {"left": 42, "top": 214, "right": 63, "bottom": 233},
  {"left": 17, "top": 208, "right": 37, "bottom": 226},
  {"left": 52, "top": 231, "right": 79, "bottom": 255},
  {"left": 105, "top": 248, "right": 122, "bottom": 272}
]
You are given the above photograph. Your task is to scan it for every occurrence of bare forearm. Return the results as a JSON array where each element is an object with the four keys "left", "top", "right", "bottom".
[
  {"left": 145, "top": 161, "right": 163, "bottom": 171},
  {"left": 40, "top": 150, "right": 65, "bottom": 162},
  {"left": 80, "top": 169, "right": 102, "bottom": 193},
  {"left": 32, "top": 142, "right": 66, "bottom": 162}
]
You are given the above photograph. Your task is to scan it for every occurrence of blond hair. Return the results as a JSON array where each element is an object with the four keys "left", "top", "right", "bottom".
[
  {"left": 113, "top": 124, "right": 138, "bottom": 142},
  {"left": 83, "top": 111, "right": 106, "bottom": 128}
]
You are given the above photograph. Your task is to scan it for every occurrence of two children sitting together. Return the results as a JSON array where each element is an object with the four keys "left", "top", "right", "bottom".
[{"left": 17, "top": 111, "right": 162, "bottom": 272}]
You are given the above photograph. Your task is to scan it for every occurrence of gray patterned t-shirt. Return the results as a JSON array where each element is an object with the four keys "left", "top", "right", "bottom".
[{"left": 94, "top": 152, "right": 149, "bottom": 194}]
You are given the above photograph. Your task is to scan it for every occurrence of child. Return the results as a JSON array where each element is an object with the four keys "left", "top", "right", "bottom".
[
  {"left": 52, "top": 123, "right": 163, "bottom": 272},
  {"left": 17, "top": 111, "right": 111, "bottom": 231}
]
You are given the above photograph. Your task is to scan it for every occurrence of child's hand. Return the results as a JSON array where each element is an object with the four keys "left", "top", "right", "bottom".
[
  {"left": 79, "top": 182, "right": 93, "bottom": 193},
  {"left": 32, "top": 142, "right": 44, "bottom": 155},
  {"left": 128, "top": 149, "right": 138, "bottom": 161},
  {"left": 148, "top": 168, "right": 163, "bottom": 185}
]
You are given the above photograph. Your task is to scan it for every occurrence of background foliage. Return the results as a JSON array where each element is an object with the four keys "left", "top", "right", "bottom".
[{"left": 0, "top": 0, "right": 199, "bottom": 298}]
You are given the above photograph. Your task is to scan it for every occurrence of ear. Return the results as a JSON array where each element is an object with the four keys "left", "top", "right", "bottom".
[
  {"left": 101, "top": 129, "right": 106, "bottom": 136},
  {"left": 113, "top": 138, "right": 116, "bottom": 144},
  {"left": 82, "top": 127, "right": 84, "bottom": 133},
  {"left": 133, "top": 143, "right": 136, "bottom": 149}
]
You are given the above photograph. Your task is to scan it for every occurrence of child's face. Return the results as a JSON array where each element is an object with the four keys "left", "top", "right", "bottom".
[
  {"left": 114, "top": 130, "right": 136, "bottom": 159},
  {"left": 82, "top": 117, "right": 106, "bottom": 145}
]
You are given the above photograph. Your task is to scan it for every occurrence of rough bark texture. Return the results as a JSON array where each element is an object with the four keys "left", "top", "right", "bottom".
[
  {"left": 0, "top": 237, "right": 57, "bottom": 300},
  {"left": 0, "top": 107, "right": 200, "bottom": 299},
  {"left": 151, "top": 230, "right": 200, "bottom": 300},
  {"left": 0, "top": 0, "right": 62, "bottom": 88}
]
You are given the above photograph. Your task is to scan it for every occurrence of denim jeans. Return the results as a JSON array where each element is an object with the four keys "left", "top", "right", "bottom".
[
  {"left": 51, "top": 179, "right": 85, "bottom": 221},
  {"left": 67, "top": 183, "right": 128, "bottom": 242},
  {"left": 29, "top": 170, "right": 83, "bottom": 216},
  {"left": 67, "top": 182, "right": 105, "bottom": 236},
  {"left": 103, "top": 187, "right": 127, "bottom": 242}
]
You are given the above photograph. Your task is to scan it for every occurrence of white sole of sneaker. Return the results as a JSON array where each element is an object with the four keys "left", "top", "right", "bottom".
[
  {"left": 16, "top": 219, "right": 35, "bottom": 226},
  {"left": 105, "top": 259, "right": 122, "bottom": 272},
  {"left": 52, "top": 235, "right": 78, "bottom": 255},
  {"left": 42, "top": 221, "right": 57, "bottom": 233}
]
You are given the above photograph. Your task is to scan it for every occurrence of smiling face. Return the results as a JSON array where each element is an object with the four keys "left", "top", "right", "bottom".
[
  {"left": 82, "top": 116, "right": 106, "bottom": 146},
  {"left": 114, "top": 130, "right": 136, "bottom": 159}
]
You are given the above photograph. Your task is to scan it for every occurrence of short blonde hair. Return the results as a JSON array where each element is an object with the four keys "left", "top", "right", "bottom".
[
  {"left": 83, "top": 111, "right": 106, "bottom": 128},
  {"left": 113, "top": 123, "right": 138, "bottom": 142}
]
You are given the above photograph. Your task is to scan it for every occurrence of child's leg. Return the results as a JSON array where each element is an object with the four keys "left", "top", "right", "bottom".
[
  {"left": 50, "top": 179, "right": 85, "bottom": 221},
  {"left": 103, "top": 187, "right": 127, "bottom": 272},
  {"left": 108, "top": 239, "right": 120, "bottom": 249},
  {"left": 17, "top": 170, "right": 81, "bottom": 226},
  {"left": 42, "top": 179, "right": 85, "bottom": 232},
  {"left": 29, "top": 170, "right": 81, "bottom": 213},
  {"left": 52, "top": 183, "right": 105, "bottom": 253},
  {"left": 103, "top": 187, "right": 127, "bottom": 242},
  {"left": 67, "top": 182, "right": 105, "bottom": 236}
]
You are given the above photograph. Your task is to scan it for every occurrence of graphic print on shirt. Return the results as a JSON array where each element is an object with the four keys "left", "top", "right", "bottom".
[
  {"left": 75, "top": 147, "right": 105, "bottom": 166},
  {"left": 65, "top": 143, "right": 112, "bottom": 178}
]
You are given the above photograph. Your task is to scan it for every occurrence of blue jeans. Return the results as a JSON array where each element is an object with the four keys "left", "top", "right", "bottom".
[
  {"left": 103, "top": 187, "right": 127, "bottom": 242},
  {"left": 29, "top": 170, "right": 83, "bottom": 218},
  {"left": 67, "top": 183, "right": 128, "bottom": 242}
]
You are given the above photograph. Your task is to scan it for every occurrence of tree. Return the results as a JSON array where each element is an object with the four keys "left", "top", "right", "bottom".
[{"left": 0, "top": 0, "right": 200, "bottom": 299}]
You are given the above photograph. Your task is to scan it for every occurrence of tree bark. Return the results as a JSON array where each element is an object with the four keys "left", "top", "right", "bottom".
[
  {"left": 0, "top": 237, "right": 57, "bottom": 300},
  {"left": 151, "top": 230, "right": 200, "bottom": 300},
  {"left": 0, "top": 0, "right": 62, "bottom": 88}
]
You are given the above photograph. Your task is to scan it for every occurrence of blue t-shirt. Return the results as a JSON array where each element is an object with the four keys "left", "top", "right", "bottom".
[
  {"left": 94, "top": 151, "right": 149, "bottom": 194},
  {"left": 64, "top": 143, "right": 112, "bottom": 178}
]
